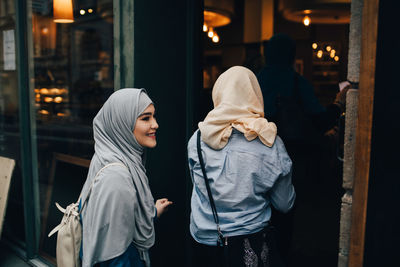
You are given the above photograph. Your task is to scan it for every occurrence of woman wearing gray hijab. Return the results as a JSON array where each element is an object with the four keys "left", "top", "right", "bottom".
[{"left": 79, "top": 88, "right": 172, "bottom": 267}]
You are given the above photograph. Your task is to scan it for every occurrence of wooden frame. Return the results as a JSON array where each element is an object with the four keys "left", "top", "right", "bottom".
[
  {"left": 348, "top": 0, "right": 380, "bottom": 266},
  {"left": 0, "top": 156, "right": 15, "bottom": 238},
  {"left": 39, "top": 153, "right": 90, "bottom": 264}
]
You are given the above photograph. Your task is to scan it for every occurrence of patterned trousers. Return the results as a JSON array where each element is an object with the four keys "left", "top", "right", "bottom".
[{"left": 190, "top": 226, "right": 285, "bottom": 267}]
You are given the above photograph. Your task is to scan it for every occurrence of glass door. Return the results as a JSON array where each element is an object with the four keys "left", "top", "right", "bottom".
[{"left": 27, "top": 0, "right": 114, "bottom": 262}]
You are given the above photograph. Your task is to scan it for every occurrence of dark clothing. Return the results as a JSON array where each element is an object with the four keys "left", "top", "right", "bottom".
[
  {"left": 191, "top": 226, "right": 284, "bottom": 267},
  {"left": 79, "top": 201, "right": 148, "bottom": 267},
  {"left": 95, "top": 243, "right": 145, "bottom": 267},
  {"left": 257, "top": 66, "right": 342, "bottom": 267},
  {"left": 257, "top": 66, "right": 341, "bottom": 135}
]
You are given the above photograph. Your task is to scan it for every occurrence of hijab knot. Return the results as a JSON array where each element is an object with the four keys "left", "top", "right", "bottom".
[{"left": 199, "top": 66, "right": 277, "bottom": 149}]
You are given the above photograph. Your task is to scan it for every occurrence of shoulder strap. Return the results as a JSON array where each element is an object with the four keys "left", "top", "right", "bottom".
[
  {"left": 48, "top": 162, "right": 127, "bottom": 238},
  {"left": 196, "top": 131, "right": 224, "bottom": 242},
  {"left": 79, "top": 162, "right": 127, "bottom": 213}
]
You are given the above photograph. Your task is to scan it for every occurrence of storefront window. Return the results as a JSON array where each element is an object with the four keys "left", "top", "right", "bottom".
[
  {"left": 0, "top": 0, "right": 26, "bottom": 244},
  {"left": 28, "top": 0, "right": 114, "bottom": 262}
]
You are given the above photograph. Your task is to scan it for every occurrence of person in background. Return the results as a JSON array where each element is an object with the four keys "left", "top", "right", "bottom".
[
  {"left": 188, "top": 66, "right": 295, "bottom": 267},
  {"left": 79, "top": 88, "right": 172, "bottom": 267},
  {"left": 257, "top": 33, "right": 348, "bottom": 266},
  {"left": 257, "top": 33, "right": 348, "bottom": 136}
]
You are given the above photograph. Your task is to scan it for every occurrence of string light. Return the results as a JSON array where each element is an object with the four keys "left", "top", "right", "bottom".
[
  {"left": 314, "top": 44, "right": 340, "bottom": 62},
  {"left": 203, "top": 24, "right": 208, "bottom": 32},
  {"left": 312, "top": 43, "right": 318, "bottom": 49}
]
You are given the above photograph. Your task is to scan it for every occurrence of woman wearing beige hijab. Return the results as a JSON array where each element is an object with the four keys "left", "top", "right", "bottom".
[{"left": 188, "top": 66, "right": 295, "bottom": 267}]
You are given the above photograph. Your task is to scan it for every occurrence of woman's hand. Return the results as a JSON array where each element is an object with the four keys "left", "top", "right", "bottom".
[{"left": 155, "top": 198, "right": 173, "bottom": 218}]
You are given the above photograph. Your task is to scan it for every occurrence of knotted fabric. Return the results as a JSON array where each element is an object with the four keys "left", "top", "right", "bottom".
[{"left": 199, "top": 66, "right": 277, "bottom": 149}]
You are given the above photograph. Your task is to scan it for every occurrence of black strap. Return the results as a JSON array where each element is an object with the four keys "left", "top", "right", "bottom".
[{"left": 196, "top": 131, "right": 225, "bottom": 245}]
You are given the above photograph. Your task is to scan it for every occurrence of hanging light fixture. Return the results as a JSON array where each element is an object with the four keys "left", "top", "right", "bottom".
[
  {"left": 53, "top": 0, "right": 74, "bottom": 23},
  {"left": 203, "top": 0, "right": 234, "bottom": 44},
  {"left": 279, "top": 0, "right": 350, "bottom": 24}
]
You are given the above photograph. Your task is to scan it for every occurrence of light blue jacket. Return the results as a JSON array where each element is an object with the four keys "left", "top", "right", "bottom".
[{"left": 188, "top": 129, "right": 296, "bottom": 246}]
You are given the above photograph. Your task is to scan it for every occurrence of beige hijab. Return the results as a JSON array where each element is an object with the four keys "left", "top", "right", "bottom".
[{"left": 198, "top": 66, "right": 277, "bottom": 150}]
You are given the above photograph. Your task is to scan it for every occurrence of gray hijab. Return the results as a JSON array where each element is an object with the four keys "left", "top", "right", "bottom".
[{"left": 80, "top": 88, "right": 155, "bottom": 266}]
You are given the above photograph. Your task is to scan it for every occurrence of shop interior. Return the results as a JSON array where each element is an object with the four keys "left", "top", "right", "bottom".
[
  {"left": 0, "top": 0, "right": 350, "bottom": 266},
  {"left": 199, "top": 0, "right": 349, "bottom": 266}
]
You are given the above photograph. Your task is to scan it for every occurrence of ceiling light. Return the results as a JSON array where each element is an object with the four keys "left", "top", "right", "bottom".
[{"left": 53, "top": 0, "right": 74, "bottom": 23}]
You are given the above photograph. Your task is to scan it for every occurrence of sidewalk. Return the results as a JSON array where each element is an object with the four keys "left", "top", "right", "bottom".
[{"left": 0, "top": 242, "right": 31, "bottom": 267}]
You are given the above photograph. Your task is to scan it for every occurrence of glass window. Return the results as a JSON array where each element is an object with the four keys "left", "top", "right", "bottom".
[
  {"left": 0, "top": 0, "right": 26, "bottom": 244},
  {"left": 28, "top": 0, "right": 114, "bottom": 262}
]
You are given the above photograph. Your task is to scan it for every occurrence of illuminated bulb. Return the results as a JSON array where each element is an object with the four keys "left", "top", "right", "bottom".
[
  {"left": 203, "top": 24, "right": 208, "bottom": 32},
  {"left": 326, "top": 46, "right": 332, "bottom": 52},
  {"left": 41, "top": 27, "right": 49, "bottom": 35},
  {"left": 35, "top": 94, "right": 40, "bottom": 98},
  {"left": 208, "top": 28, "right": 214, "bottom": 38},
  {"left": 212, "top": 35, "right": 219, "bottom": 43},
  {"left": 312, "top": 43, "right": 317, "bottom": 49},
  {"left": 334, "top": 56, "right": 339, "bottom": 61},
  {"left": 303, "top": 16, "right": 310, "bottom": 26},
  {"left": 88, "top": 8, "right": 93, "bottom": 13},
  {"left": 39, "top": 110, "right": 49, "bottom": 115},
  {"left": 80, "top": 9, "right": 85, "bottom": 15},
  {"left": 44, "top": 97, "right": 53, "bottom": 103},
  {"left": 317, "top": 50, "right": 323, "bottom": 58},
  {"left": 330, "top": 50, "right": 335, "bottom": 58}
]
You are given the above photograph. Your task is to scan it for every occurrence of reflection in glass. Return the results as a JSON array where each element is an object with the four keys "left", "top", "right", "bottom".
[
  {"left": 0, "top": 0, "right": 26, "bottom": 244},
  {"left": 29, "top": 0, "right": 114, "bottom": 262}
]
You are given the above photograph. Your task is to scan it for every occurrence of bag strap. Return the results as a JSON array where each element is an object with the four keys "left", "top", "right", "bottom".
[
  {"left": 48, "top": 162, "right": 127, "bottom": 238},
  {"left": 196, "top": 131, "right": 224, "bottom": 244},
  {"left": 79, "top": 162, "right": 127, "bottom": 213}
]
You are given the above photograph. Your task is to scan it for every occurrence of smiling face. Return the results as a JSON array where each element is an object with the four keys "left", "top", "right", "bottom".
[{"left": 133, "top": 104, "right": 159, "bottom": 148}]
